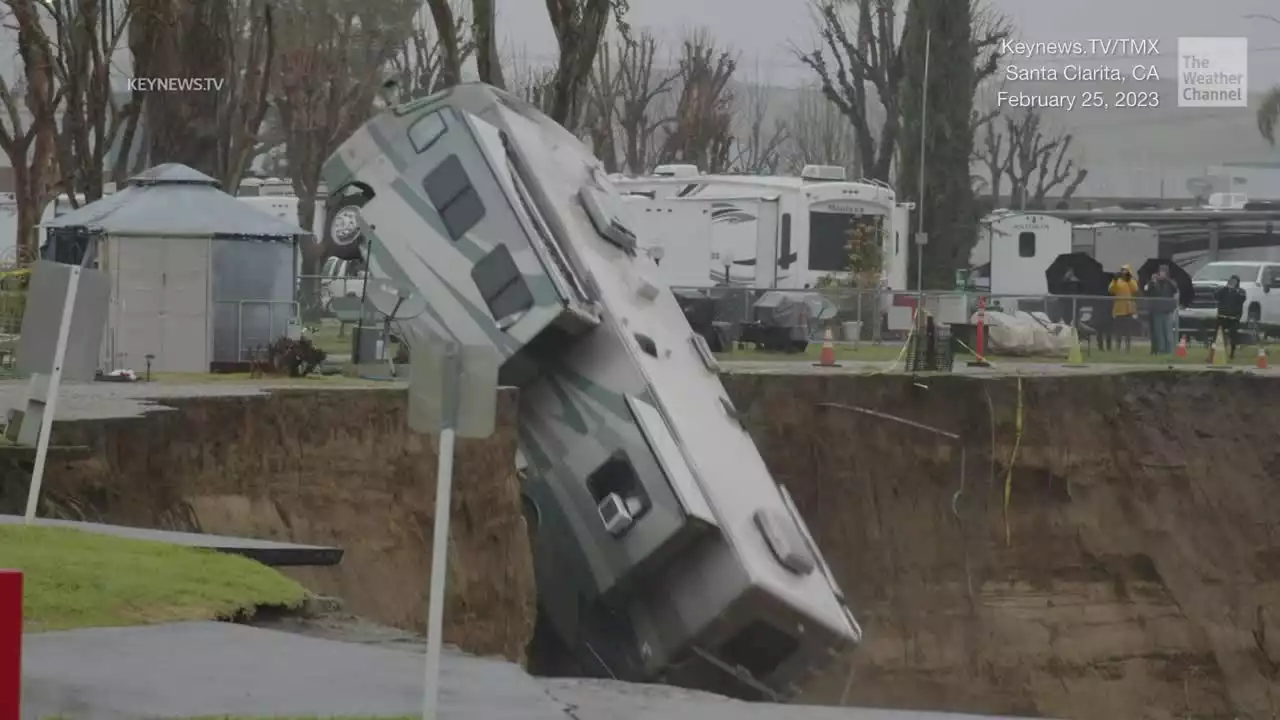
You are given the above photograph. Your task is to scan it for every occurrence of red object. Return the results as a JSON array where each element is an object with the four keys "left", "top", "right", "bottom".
[
  {"left": 813, "top": 328, "right": 840, "bottom": 368},
  {"left": 1258, "top": 346, "right": 1269, "bottom": 370},
  {"left": 0, "top": 570, "right": 21, "bottom": 718},
  {"left": 1175, "top": 335, "right": 1188, "bottom": 358}
]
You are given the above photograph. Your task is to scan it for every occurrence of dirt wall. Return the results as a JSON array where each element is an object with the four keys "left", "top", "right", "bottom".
[
  {"left": 723, "top": 371, "right": 1280, "bottom": 720},
  {"left": 0, "top": 388, "right": 534, "bottom": 664}
]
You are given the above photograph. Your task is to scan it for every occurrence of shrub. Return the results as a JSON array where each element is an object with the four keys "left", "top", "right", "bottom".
[{"left": 258, "top": 336, "right": 327, "bottom": 377}]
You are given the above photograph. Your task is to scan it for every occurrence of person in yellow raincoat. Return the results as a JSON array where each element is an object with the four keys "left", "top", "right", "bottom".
[{"left": 1108, "top": 264, "right": 1141, "bottom": 352}]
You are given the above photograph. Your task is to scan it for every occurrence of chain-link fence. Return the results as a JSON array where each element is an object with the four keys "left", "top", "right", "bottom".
[{"left": 670, "top": 285, "right": 1205, "bottom": 354}]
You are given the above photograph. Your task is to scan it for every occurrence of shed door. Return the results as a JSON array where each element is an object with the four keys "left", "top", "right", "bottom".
[
  {"left": 159, "top": 239, "right": 210, "bottom": 372},
  {"left": 114, "top": 238, "right": 210, "bottom": 373}
]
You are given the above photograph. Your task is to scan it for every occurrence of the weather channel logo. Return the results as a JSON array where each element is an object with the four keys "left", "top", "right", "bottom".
[
  {"left": 1178, "top": 37, "right": 1248, "bottom": 107},
  {"left": 126, "top": 77, "right": 226, "bottom": 92}
]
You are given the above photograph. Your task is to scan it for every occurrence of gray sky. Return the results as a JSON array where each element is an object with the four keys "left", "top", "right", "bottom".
[{"left": 497, "top": 0, "right": 1280, "bottom": 86}]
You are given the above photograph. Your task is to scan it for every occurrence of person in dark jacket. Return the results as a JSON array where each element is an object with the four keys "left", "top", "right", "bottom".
[
  {"left": 1214, "top": 274, "right": 1247, "bottom": 360},
  {"left": 1144, "top": 264, "right": 1180, "bottom": 354}
]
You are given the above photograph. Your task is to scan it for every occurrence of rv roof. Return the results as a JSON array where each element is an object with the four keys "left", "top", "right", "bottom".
[{"left": 618, "top": 172, "right": 890, "bottom": 194}]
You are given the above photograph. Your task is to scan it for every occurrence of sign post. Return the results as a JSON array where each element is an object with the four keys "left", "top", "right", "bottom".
[
  {"left": 407, "top": 331, "right": 499, "bottom": 720},
  {"left": 10, "top": 261, "right": 110, "bottom": 522}
]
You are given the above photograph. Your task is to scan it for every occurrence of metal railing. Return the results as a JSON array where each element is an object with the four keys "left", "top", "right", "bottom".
[
  {"left": 670, "top": 286, "right": 1199, "bottom": 350},
  {"left": 297, "top": 273, "right": 366, "bottom": 324},
  {"left": 213, "top": 298, "right": 299, "bottom": 362}
]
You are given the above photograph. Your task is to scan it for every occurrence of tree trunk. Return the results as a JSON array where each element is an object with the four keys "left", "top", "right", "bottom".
[
  {"left": 12, "top": 165, "right": 36, "bottom": 264},
  {"left": 473, "top": 0, "right": 504, "bottom": 88},
  {"left": 424, "top": 0, "right": 463, "bottom": 87}
]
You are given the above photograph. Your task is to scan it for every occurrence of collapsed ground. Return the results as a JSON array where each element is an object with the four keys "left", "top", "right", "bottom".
[{"left": 1, "top": 370, "right": 1277, "bottom": 720}]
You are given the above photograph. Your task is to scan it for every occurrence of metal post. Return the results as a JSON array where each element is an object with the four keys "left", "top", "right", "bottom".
[
  {"left": 915, "top": 27, "right": 931, "bottom": 302},
  {"left": 422, "top": 346, "right": 460, "bottom": 720},
  {"left": 24, "top": 265, "right": 80, "bottom": 523}
]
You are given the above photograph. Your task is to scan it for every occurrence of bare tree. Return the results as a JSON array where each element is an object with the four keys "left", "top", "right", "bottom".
[
  {"left": 658, "top": 29, "right": 736, "bottom": 173},
  {"left": 543, "top": 0, "right": 627, "bottom": 132},
  {"left": 796, "top": 1, "right": 903, "bottom": 182},
  {"left": 387, "top": 3, "right": 474, "bottom": 102},
  {"left": 731, "top": 67, "right": 787, "bottom": 174},
  {"left": 782, "top": 85, "right": 858, "bottom": 176},
  {"left": 506, "top": 50, "right": 557, "bottom": 112},
  {"left": 0, "top": 0, "right": 62, "bottom": 262},
  {"left": 1001, "top": 108, "right": 1087, "bottom": 209},
  {"left": 19, "top": 0, "right": 138, "bottom": 208},
  {"left": 273, "top": 0, "right": 416, "bottom": 298},
  {"left": 972, "top": 112, "right": 1010, "bottom": 202},
  {"left": 471, "top": 0, "right": 503, "bottom": 87},
  {"left": 581, "top": 40, "right": 622, "bottom": 171},
  {"left": 129, "top": 0, "right": 276, "bottom": 193},
  {"left": 615, "top": 30, "right": 676, "bottom": 175},
  {"left": 422, "top": 0, "right": 465, "bottom": 88}
]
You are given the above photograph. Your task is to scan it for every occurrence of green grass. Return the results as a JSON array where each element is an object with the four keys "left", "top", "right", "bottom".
[
  {"left": 716, "top": 341, "right": 1266, "bottom": 367},
  {"left": 0, "top": 525, "right": 307, "bottom": 631},
  {"left": 148, "top": 371, "right": 378, "bottom": 385},
  {"left": 181, "top": 717, "right": 415, "bottom": 720}
]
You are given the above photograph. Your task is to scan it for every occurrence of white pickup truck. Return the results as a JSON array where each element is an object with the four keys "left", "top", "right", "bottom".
[{"left": 1179, "top": 261, "right": 1280, "bottom": 339}]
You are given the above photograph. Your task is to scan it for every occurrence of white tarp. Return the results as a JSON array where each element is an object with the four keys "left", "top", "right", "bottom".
[{"left": 972, "top": 309, "right": 1075, "bottom": 356}]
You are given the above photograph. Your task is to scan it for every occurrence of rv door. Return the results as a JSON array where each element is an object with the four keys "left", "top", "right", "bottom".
[{"left": 754, "top": 198, "right": 780, "bottom": 288}]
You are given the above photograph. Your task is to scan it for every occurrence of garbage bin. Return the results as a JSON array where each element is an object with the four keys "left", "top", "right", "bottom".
[
  {"left": 351, "top": 324, "right": 386, "bottom": 364},
  {"left": 842, "top": 321, "right": 863, "bottom": 343}
]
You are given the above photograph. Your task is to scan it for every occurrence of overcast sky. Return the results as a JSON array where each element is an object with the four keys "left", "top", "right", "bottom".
[{"left": 497, "top": 0, "right": 1280, "bottom": 86}]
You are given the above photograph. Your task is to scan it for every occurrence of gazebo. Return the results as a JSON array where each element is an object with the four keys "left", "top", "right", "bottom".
[{"left": 42, "top": 164, "right": 307, "bottom": 372}]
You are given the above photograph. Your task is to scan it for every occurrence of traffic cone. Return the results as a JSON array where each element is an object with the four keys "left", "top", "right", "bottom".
[
  {"left": 1175, "top": 335, "right": 1188, "bottom": 358},
  {"left": 814, "top": 327, "right": 840, "bottom": 367},
  {"left": 1257, "top": 345, "right": 1269, "bottom": 370},
  {"left": 1064, "top": 326, "right": 1084, "bottom": 366},
  {"left": 1207, "top": 328, "right": 1227, "bottom": 367}
]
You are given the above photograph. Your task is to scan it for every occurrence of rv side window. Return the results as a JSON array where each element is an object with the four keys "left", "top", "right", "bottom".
[
  {"left": 895, "top": 231, "right": 900, "bottom": 256},
  {"left": 586, "top": 451, "right": 651, "bottom": 519},
  {"left": 471, "top": 243, "right": 534, "bottom": 326},
  {"left": 408, "top": 111, "right": 447, "bottom": 153},
  {"left": 423, "top": 154, "right": 486, "bottom": 240},
  {"left": 780, "top": 213, "right": 792, "bottom": 268},
  {"left": 1018, "top": 232, "right": 1036, "bottom": 257}
]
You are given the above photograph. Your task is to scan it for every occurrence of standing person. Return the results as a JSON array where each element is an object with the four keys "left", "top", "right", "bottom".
[
  {"left": 1108, "top": 264, "right": 1141, "bottom": 352},
  {"left": 1214, "top": 274, "right": 1247, "bottom": 361},
  {"left": 1144, "top": 263, "right": 1180, "bottom": 354}
]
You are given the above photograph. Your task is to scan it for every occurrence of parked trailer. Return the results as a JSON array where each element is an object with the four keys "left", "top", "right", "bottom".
[
  {"left": 1071, "top": 222, "right": 1159, "bottom": 272},
  {"left": 972, "top": 212, "right": 1073, "bottom": 295},
  {"left": 614, "top": 166, "right": 910, "bottom": 290},
  {"left": 320, "top": 83, "right": 860, "bottom": 701}
]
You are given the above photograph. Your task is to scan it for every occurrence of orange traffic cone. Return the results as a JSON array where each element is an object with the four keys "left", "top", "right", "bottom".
[
  {"left": 1175, "top": 335, "right": 1188, "bottom": 358},
  {"left": 1257, "top": 345, "right": 1269, "bottom": 370},
  {"left": 814, "top": 327, "right": 841, "bottom": 367}
]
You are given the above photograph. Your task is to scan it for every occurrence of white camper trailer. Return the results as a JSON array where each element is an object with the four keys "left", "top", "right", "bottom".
[
  {"left": 615, "top": 166, "right": 911, "bottom": 290},
  {"left": 973, "top": 212, "right": 1072, "bottom": 295},
  {"left": 1071, "top": 223, "right": 1159, "bottom": 272},
  {"left": 321, "top": 84, "right": 859, "bottom": 701}
]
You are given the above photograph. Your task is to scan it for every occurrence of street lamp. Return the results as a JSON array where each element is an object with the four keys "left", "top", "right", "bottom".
[{"left": 648, "top": 245, "right": 665, "bottom": 266}]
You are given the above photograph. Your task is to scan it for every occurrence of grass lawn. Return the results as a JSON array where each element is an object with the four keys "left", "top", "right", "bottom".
[
  {"left": 179, "top": 717, "right": 415, "bottom": 720},
  {"left": 0, "top": 525, "right": 307, "bottom": 631}
]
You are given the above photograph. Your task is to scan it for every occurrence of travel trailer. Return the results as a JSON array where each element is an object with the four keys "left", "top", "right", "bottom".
[
  {"left": 1071, "top": 222, "right": 1159, "bottom": 272},
  {"left": 320, "top": 83, "right": 860, "bottom": 700},
  {"left": 614, "top": 165, "right": 910, "bottom": 290},
  {"left": 972, "top": 211, "right": 1072, "bottom": 295}
]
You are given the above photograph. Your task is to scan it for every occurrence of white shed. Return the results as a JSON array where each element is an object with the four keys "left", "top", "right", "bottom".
[
  {"left": 973, "top": 212, "right": 1072, "bottom": 296},
  {"left": 42, "top": 164, "right": 307, "bottom": 373}
]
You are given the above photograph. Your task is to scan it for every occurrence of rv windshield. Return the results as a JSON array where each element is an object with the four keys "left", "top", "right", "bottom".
[
  {"left": 808, "top": 211, "right": 883, "bottom": 272},
  {"left": 1194, "top": 264, "right": 1260, "bottom": 283}
]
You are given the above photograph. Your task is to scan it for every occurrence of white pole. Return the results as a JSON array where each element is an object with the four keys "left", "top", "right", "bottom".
[
  {"left": 915, "top": 27, "right": 931, "bottom": 300},
  {"left": 25, "top": 266, "right": 80, "bottom": 523},
  {"left": 422, "top": 404, "right": 457, "bottom": 718}
]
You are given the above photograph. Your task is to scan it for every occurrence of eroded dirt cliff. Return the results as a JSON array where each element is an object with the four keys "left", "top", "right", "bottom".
[
  {"left": 0, "top": 388, "right": 535, "bottom": 664},
  {"left": 724, "top": 371, "right": 1280, "bottom": 720},
  {"left": 4, "top": 372, "right": 1278, "bottom": 719}
]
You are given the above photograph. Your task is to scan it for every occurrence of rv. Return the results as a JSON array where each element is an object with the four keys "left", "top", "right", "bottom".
[
  {"left": 320, "top": 83, "right": 860, "bottom": 700},
  {"left": 614, "top": 165, "right": 910, "bottom": 290},
  {"left": 972, "top": 211, "right": 1072, "bottom": 295},
  {"left": 1071, "top": 222, "right": 1159, "bottom": 272}
]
